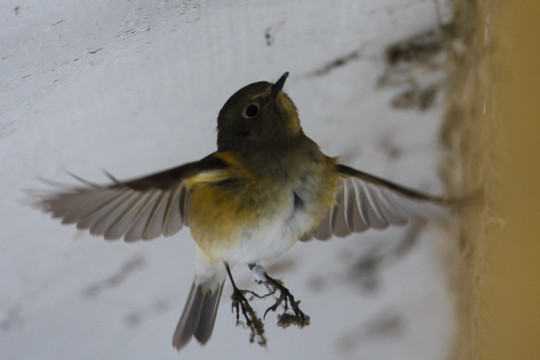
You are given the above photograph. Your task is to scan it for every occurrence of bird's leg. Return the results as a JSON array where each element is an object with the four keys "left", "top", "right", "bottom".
[
  {"left": 248, "top": 264, "right": 311, "bottom": 329},
  {"left": 224, "top": 263, "right": 266, "bottom": 346}
]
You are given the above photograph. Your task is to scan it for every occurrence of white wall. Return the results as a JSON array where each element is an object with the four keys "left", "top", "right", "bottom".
[{"left": 1, "top": 1, "right": 457, "bottom": 359}]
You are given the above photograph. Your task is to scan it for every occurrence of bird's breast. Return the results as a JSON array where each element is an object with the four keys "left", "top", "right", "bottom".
[{"left": 185, "top": 152, "right": 339, "bottom": 264}]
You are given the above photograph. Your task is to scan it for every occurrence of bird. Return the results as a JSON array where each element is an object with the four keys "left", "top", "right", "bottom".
[{"left": 32, "top": 72, "right": 452, "bottom": 351}]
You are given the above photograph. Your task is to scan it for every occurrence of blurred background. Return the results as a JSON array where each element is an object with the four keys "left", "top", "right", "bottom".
[{"left": 1, "top": 1, "right": 538, "bottom": 359}]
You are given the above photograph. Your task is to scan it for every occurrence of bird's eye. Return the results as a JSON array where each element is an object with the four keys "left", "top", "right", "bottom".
[{"left": 244, "top": 104, "right": 260, "bottom": 118}]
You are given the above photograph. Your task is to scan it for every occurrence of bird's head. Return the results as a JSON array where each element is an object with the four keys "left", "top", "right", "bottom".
[{"left": 216, "top": 72, "right": 302, "bottom": 152}]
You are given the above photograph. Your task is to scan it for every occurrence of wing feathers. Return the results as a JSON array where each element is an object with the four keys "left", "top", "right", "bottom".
[
  {"left": 124, "top": 190, "right": 160, "bottom": 242},
  {"left": 304, "top": 165, "right": 449, "bottom": 241},
  {"left": 162, "top": 184, "right": 185, "bottom": 237},
  {"left": 330, "top": 182, "right": 351, "bottom": 237},
  {"left": 78, "top": 190, "right": 133, "bottom": 231},
  {"left": 313, "top": 210, "right": 333, "bottom": 241},
  {"left": 103, "top": 192, "right": 146, "bottom": 240},
  {"left": 141, "top": 190, "right": 170, "bottom": 240},
  {"left": 89, "top": 190, "right": 137, "bottom": 237},
  {"left": 363, "top": 183, "right": 390, "bottom": 229},
  {"left": 33, "top": 157, "right": 448, "bottom": 243},
  {"left": 32, "top": 154, "right": 228, "bottom": 242}
]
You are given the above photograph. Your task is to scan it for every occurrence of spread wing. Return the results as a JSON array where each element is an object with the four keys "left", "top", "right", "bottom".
[
  {"left": 31, "top": 154, "right": 227, "bottom": 242},
  {"left": 301, "top": 164, "right": 450, "bottom": 241}
]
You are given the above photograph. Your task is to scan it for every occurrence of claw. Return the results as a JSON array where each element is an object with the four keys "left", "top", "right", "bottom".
[
  {"left": 262, "top": 274, "right": 310, "bottom": 328},
  {"left": 226, "top": 264, "right": 267, "bottom": 346},
  {"left": 249, "top": 264, "right": 311, "bottom": 329}
]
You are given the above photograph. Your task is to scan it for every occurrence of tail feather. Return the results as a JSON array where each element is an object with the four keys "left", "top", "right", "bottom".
[
  {"left": 172, "top": 280, "right": 224, "bottom": 350},
  {"left": 193, "top": 282, "right": 224, "bottom": 344}
]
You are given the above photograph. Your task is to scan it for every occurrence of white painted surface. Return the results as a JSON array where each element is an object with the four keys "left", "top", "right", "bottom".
[{"left": 1, "top": 1, "right": 457, "bottom": 359}]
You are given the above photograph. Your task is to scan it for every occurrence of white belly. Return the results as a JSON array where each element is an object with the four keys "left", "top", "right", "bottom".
[{"left": 223, "top": 203, "right": 316, "bottom": 266}]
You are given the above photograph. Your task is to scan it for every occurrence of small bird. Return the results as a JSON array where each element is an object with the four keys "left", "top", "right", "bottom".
[{"left": 33, "top": 72, "right": 450, "bottom": 351}]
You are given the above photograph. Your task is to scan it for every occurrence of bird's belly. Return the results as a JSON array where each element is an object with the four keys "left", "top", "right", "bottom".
[
  {"left": 187, "top": 159, "right": 338, "bottom": 265},
  {"left": 188, "top": 184, "right": 320, "bottom": 266},
  {"left": 222, "top": 207, "right": 315, "bottom": 266}
]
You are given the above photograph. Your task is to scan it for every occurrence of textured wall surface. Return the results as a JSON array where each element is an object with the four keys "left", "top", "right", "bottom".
[{"left": 474, "top": 2, "right": 540, "bottom": 359}]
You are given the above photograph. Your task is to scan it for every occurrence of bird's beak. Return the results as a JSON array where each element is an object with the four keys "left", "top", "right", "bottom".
[{"left": 270, "top": 72, "right": 289, "bottom": 99}]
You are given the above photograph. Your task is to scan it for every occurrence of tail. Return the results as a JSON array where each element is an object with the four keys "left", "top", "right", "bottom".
[{"left": 172, "top": 279, "right": 225, "bottom": 351}]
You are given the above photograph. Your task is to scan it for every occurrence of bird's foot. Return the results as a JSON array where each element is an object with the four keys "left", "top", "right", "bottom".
[
  {"left": 226, "top": 264, "right": 267, "bottom": 346},
  {"left": 249, "top": 264, "right": 311, "bottom": 329}
]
